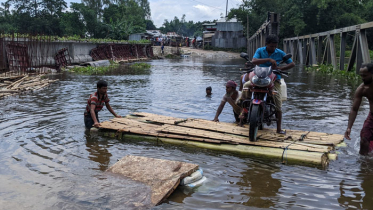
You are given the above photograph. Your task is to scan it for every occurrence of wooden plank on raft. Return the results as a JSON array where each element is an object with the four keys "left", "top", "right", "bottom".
[
  {"left": 129, "top": 112, "right": 344, "bottom": 146},
  {"left": 93, "top": 112, "right": 346, "bottom": 167},
  {"left": 100, "top": 120, "right": 224, "bottom": 144},
  {"left": 106, "top": 155, "right": 199, "bottom": 206},
  {"left": 104, "top": 118, "right": 331, "bottom": 153}
]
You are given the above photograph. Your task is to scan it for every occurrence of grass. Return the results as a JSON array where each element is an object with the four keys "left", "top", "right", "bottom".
[
  {"left": 129, "top": 63, "right": 151, "bottom": 70},
  {"left": 305, "top": 64, "right": 360, "bottom": 80},
  {"left": 165, "top": 54, "right": 180, "bottom": 59},
  {"left": 69, "top": 63, "right": 119, "bottom": 74},
  {"left": 0, "top": 34, "right": 151, "bottom": 44}
]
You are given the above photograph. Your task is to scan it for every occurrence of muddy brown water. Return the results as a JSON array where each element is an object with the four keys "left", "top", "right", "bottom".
[{"left": 1, "top": 57, "right": 372, "bottom": 210}]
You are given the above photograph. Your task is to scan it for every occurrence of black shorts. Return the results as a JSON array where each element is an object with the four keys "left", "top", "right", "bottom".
[{"left": 84, "top": 112, "right": 99, "bottom": 129}]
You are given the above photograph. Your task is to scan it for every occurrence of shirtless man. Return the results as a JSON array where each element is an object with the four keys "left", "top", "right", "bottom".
[
  {"left": 213, "top": 80, "right": 241, "bottom": 122},
  {"left": 345, "top": 63, "right": 373, "bottom": 155}
]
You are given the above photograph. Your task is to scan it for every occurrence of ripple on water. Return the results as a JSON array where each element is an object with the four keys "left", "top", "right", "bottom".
[{"left": 0, "top": 59, "right": 372, "bottom": 209}]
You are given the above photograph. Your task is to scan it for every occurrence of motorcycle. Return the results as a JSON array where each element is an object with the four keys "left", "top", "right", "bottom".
[{"left": 239, "top": 52, "right": 292, "bottom": 141}]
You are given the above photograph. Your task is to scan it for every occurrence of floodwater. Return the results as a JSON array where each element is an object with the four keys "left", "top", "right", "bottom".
[{"left": 1, "top": 56, "right": 373, "bottom": 210}]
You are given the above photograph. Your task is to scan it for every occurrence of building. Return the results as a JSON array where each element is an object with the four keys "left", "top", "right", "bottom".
[{"left": 202, "top": 17, "right": 247, "bottom": 49}]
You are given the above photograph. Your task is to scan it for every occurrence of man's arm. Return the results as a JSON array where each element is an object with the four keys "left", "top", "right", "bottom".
[
  {"left": 252, "top": 58, "right": 277, "bottom": 69},
  {"left": 213, "top": 101, "right": 226, "bottom": 122},
  {"left": 277, "top": 62, "right": 295, "bottom": 71},
  {"left": 345, "top": 86, "right": 363, "bottom": 140},
  {"left": 239, "top": 75, "right": 244, "bottom": 91},
  {"left": 106, "top": 103, "right": 121, "bottom": 118},
  {"left": 90, "top": 104, "right": 100, "bottom": 127}
]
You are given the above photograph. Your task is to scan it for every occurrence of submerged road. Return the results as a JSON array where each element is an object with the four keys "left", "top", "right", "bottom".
[{"left": 0, "top": 57, "right": 372, "bottom": 209}]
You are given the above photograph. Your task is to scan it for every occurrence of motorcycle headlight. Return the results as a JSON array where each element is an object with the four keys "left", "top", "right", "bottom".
[{"left": 252, "top": 75, "right": 271, "bottom": 87}]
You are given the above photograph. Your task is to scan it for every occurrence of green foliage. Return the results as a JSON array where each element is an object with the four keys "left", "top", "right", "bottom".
[
  {"left": 228, "top": 0, "right": 371, "bottom": 43},
  {"left": 0, "top": 0, "right": 151, "bottom": 39},
  {"left": 159, "top": 15, "right": 212, "bottom": 37},
  {"left": 305, "top": 64, "right": 359, "bottom": 80},
  {"left": 69, "top": 63, "right": 119, "bottom": 75},
  {"left": 165, "top": 54, "right": 180, "bottom": 59},
  {"left": 130, "top": 62, "right": 151, "bottom": 70}
]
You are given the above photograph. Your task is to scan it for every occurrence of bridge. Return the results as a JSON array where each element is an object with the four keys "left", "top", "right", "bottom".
[{"left": 248, "top": 13, "right": 372, "bottom": 73}]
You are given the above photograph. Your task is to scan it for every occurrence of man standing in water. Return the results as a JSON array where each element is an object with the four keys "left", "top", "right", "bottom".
[
  {"left": 213, "top": 80, "right": 241, "bottom": 122},
  {"left": 345, "top": 63, "right": 373, "bottom": 155},
  {"left": 84, "top": 80, "right": 121, "bottom": 129},
  {"left": 251, "top": 34, "right": 295, "bottom": 134}
]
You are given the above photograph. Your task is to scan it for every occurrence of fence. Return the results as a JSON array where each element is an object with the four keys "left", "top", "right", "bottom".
[
  {"left": 0, "top": 34, "right": 153, "bottom": 75},
  {"left": 283, "top": 22, "right": 373, "bottom": 73}
]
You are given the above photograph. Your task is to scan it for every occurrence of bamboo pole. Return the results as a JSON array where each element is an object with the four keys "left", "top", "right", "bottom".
[{"left": 92, "top": 130, "right": 329, "bottom": 168}]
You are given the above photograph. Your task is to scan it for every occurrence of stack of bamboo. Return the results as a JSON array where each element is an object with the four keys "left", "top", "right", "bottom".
[{"left": 0, "top": 74, "right": 59, "bottom": 98}]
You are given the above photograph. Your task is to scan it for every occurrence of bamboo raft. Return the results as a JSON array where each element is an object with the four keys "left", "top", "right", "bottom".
[
  {"left": 93, "top": 112, "right": 345, "bottom": 168},
  {"left": 0, "top": 74, "right": 59, "bottom": 98},
  {"left": 107, "top": 155, "right": 199, "bottom": 207}
]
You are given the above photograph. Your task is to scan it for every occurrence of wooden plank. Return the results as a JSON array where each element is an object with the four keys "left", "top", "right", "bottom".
[
  {"left": 128, "top": 115, "right": 343, "bottom": 146},
  {"left": 104, "top": 118, "right": 330, "bottom": 152},
  {"left": 106, "top": 155, "right": 198, "bottom": 206}
]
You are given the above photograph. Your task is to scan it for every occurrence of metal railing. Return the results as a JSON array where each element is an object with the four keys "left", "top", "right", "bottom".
[
  {"left": 283, "top": 22, "right": 373, "bottom": 73},
  {"left": 247, "top": 12, "right": 280, "bottom": 59}
]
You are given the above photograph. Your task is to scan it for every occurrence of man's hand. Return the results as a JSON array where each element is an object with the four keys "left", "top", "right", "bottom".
[
  {"left": 269, "top": 59, "right": 277, "bottom": 69},
  {"left": 93, "top": 122, "right": 101, "bottom": 128},
  {"left": 115, "top": 115, "right": 122, "bottom": 118},
  {"left": 344, "top": 128, "right": 351, "bottom": 140},
  {"left": 213, "top": 118, "right": 219, "bottom": 122}
]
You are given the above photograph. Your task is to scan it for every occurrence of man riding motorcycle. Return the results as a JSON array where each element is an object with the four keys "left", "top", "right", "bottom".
[{"left": 242, "top": 34, "right": 294, "bottom": 134}]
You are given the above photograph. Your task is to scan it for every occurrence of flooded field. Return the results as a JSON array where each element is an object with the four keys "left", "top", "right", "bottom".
[{"left": 1, "top": 57, "right": 372, "bottom": 209}]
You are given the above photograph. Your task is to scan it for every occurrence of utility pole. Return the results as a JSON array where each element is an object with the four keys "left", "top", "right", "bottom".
[{"left": 226, "top": 0, "right": 228, "bottom": 18}]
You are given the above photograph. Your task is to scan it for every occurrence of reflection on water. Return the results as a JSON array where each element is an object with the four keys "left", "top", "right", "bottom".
[{"left": 0, "top": 56, "right": 372, "bottom": 209}]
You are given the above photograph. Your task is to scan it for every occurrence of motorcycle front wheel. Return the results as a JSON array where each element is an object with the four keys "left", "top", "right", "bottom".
[{"left": 249, "top": 104, "right": 262, "bottom": 141}]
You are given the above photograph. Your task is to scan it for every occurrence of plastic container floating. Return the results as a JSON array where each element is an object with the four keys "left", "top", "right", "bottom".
[
  {"left": 185, "top": 176, "right": 207, "bottom": 188},
  {"left": 180, "top": 168, "right": 203, "bottom": 186},
  {"left": 280, "top": 78, "right": 287, "bottom": 101}
]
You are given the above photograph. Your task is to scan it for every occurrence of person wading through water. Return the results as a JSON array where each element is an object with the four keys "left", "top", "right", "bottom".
[
  {"left": 345, "top": 63, "right": 373, "bottom": 155},
  {"left": 84, "top": 80, "right": 121, "bottom": 129},
  {"left": 213, "top": 80, "right": 242, "bottom": 123}
]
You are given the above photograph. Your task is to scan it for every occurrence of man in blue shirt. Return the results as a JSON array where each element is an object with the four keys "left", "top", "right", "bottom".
[{"left": 252, "top": 34, "right": 295, "bottom": 134}]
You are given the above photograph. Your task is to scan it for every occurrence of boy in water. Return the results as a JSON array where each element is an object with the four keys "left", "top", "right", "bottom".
[{"left": 206, "top": 86, "right": 212, "bottom": 96}]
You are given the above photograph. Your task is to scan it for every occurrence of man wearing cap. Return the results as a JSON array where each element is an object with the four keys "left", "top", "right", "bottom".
[{"left": 213, "top": 80, "right": 242, "bottom": 122}]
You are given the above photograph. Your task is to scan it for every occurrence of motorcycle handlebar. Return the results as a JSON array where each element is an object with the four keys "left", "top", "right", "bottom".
[{"left": 239, "top": 68, "right": 289, "bottom": 76}]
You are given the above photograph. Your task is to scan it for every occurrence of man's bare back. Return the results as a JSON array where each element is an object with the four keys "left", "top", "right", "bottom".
[{"left": 345, "top": 63, "right": 373, "bottom": 155}]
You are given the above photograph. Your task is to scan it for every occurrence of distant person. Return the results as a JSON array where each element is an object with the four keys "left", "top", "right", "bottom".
[
  {"left": 192, "top": 36, "right": 196, "bottom": 48},
  {"left": 206, "top": 86, "right": 212, "bottom": 96},
  {"left": 161, "top": 41, "right": 164, "bottom": 55},
  {"left": 84, "top": 80, "right": 121, "bottom": 129},
  {"left": 345, "top": 63, "right": 373, "bottom": 155},
  {"left": 213, "top": 80, "right": 241, "bottom": 122}
]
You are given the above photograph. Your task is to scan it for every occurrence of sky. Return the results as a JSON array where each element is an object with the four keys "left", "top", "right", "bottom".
[{"left": 61, "top": 0, "right": 243, "bottom": 28}]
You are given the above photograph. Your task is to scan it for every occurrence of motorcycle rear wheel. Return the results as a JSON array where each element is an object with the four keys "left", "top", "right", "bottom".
[{"left": 249, "top": 105, "right": 262, "bottom": 141}]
